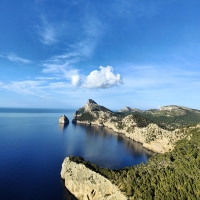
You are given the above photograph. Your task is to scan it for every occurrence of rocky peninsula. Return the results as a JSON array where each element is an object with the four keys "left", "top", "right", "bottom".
[
  {"left": 71, "top": 99, "right": 199, "bottom": 153},
  {"left": 61, "top": 100, "right": 200, "bottom": 199}
]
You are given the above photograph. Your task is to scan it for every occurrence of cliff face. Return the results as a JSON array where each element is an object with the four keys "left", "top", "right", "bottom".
[
  {"left": 61, "top": 157, "right": 127, "bottom": 200},
  {"left": 74, "top": 100, "right": 190, "bottom": 153}
]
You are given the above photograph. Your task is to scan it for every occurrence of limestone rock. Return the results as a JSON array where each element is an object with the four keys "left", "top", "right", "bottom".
[
  {"left": 61, "top": 157, "right": 127, "bottom": 200},
  {"left": 118, "top": 106, "right": 141, "bottom": 112},
  {"left": 81, "top": 99, "right": 112, "bottom": 113},
  {"left": 74, "top": 100, "right": 189, "bottom": 153},
  {"left": 59, "top": 115, "right": 69, "bottom": 124}
]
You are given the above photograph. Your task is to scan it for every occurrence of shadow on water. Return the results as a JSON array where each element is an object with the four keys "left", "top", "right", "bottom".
[
  {"left": 71, "top": 124, "right": 155, "bottom": 169},
  {"left": 61, "top": 123, "right": 156, "bottom": 198},
  {"left": 114, "top": 133, "right": 156, "bottom": 159},
  {"left": 72, "top": 123, "right": 155, "bottom": 163},
  {"left": 60, "top": 179, "right": 77, "bottom": 200}
]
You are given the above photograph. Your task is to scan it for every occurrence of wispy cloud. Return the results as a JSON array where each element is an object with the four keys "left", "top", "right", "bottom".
[
  {"left": 0, "top": 53, "right": 31, "bottom": 64},
  {"left": 36, "top": 16, "right": 58, "bottom": 45},
  {"left": 40, "top": 14, "right": 105, "bottom": 82},
  {"left": 0, "top": 79, "right": 72, "bottom": 97},
  {"left": 42, "top": 59, "right": 80, "bottom": 80},
  {"left": 35, "top": 76, "right": 59, "bottom": 80},
  {"left": 117, "top": 64, "right": 200, "bottom": 94},
  {"left": 0, "top": 80, "right": 44, "bottom": 95},
  {"left": 112, "top": 0, "right": 161, "bottom": 18}
]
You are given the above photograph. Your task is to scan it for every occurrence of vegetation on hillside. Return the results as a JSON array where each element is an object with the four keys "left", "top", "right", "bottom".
[
  {"left": 77, "top": 102, "right": 200, "bottom": 130},
  {"left": 116, "top": 110, "right": 200, "bottom": 130},
  {"left": 77, "top": 112, "right": 96, "bottom": 122},
  {"left": 69, "top": 127, "right": 200, "bottom": 199}
]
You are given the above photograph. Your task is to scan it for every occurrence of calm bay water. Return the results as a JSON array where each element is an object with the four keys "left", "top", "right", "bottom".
[{"left": 0, "top": 108, "right": 154, "bottom": 200}]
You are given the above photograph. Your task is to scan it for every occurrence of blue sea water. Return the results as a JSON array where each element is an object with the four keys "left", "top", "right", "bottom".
[{"left": 0, "top": 108, "right": 154, "bottom": 200}]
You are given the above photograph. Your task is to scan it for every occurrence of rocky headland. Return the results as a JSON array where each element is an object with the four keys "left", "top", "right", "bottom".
[
  {"left": 61, "top": 157, "right": 127, "bottom": 200},
  {"left": 61, "top": 100, "right": 200, "bottom": 199},
  {"left": 71, "top": 99, "right": 200, "bottom": 153}
]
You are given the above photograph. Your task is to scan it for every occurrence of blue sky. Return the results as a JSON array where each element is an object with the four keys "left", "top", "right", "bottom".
[{"left": 0, "top": 0, "right": 200, "bottom": 110}]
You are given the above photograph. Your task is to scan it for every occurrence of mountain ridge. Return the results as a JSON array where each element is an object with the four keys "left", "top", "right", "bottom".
[{"left": 72, "top": 99, "right": 200, "bottom": 153}]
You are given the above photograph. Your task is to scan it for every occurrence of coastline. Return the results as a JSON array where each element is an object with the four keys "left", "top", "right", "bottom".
[{"left": 75, "top": 120, "right": 185, "bottom": 154}]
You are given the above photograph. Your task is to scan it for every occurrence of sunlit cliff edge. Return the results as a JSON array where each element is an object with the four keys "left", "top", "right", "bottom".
[{"left": 61, "top": 157, "right": 127, "bottom": 200}]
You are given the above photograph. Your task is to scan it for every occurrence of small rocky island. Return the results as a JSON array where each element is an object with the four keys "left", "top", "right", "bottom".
[
  {"left": 59, "top": 115, "right": 69, "bottom": 124},
  {"left": 61, "top": 99, "right": 200, "bottom": 199}
]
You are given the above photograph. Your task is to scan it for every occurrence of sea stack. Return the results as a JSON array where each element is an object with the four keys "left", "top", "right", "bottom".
[{"left": 59, "top": 115, "right": 69, "bottom": 124}]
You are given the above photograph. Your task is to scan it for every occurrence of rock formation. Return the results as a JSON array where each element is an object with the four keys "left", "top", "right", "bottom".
[
  {"left": 61, "top": 100, "right": 200, "bottom": 199},
  {"left": 118, "top": 106, "right": 141, "bottom": 113},
  {"left": 72, "top": 111, "right": 78, "bottom": 124},
  {"left": 59, "top": 115, "right": 69, "bottom": 124},
  {"left": 61, "top": 157, "right": 127, "bottom": 200},
  {"left": 74, "top": 99, "right": 196, "bottom": 153}
]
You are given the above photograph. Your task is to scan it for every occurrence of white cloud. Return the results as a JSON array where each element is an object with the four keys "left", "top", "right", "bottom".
[
  {"left": 0, "top": 80, "right": 43, "bottom": 95},
  {"left": 36, "top": 16, "right": 58, "bottom": 45},
  {"left": 0, "top": 54, "right": 31, "bottom": 64},
  {"left": 0, "top": 79, "right": 72, "bottom": 97},
  {"left": 42, "top": 62, "right": 79, "bottom": 80},
  {"left": 48, "top": 82, "right": 71, "bottom": 89},
  {"left": 36, "top": 76, "right": 58, "bottom": 80},
  {"left": 71, "top": 74, "right": 82, "bottom": 87},
  {"left": 72, "top": 66, "right": 122, "bottom": 89}
]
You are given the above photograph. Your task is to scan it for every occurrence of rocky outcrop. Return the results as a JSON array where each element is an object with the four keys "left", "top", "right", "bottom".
[
  {"left": 145, "top": 105, "right": 200, "bottom": 117},
  {"left": 59, "top": 115, "right": 69, "bottom": 124},
  {"left": 118, "top": 106, "right": 141, "bottom": 113},
  {"left": 104, "top": 115, "right": 186, "bottom": 153},
  {"left": 61, "top": 157, "right": 127, "bottom": 200},
  {"left": 75, "top": 100, "right": 190, "bottom": 153},
  {"left": 72, "top": 111, "right": 78, "bottom": 124}
]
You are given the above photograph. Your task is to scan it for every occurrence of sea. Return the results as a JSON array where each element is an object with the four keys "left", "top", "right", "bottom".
[{"left": 0, "top": 108, "right": 155, "bottom": 200}]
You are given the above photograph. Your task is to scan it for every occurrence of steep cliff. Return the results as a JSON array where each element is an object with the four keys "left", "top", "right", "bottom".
[
  {"left": 61, "top": 157, "right": 127, "bottom": 200},
  {"left": 61, "top": 127, "right": 200, "bottom": 199},
  {"left": 73, "top": 100, "right": 192, "bottom": 153}
]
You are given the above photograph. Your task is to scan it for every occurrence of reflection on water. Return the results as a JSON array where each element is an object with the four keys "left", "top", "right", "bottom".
[
  {"left": 61, "top": 179, "right": 77, "bottom": 200},
  {"left": 63, "top": 189, "right": 77, "bottom": 200},
  {"left": 61, "top": 123, "right": 156, "bottom": 199},
  {"left": 70, "top": 123, "right": 155, "bottom": 169},
  {"left": 59, "top": 123, "right": 69, "bottom": 131},
  {"left": 0, "top": 109, "right": 156, "bottom": 200}
]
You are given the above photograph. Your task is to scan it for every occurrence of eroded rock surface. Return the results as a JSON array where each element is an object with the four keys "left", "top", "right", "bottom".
[
  {"left": 61, "top": 157, "right": 127, "bottom": 200},
  {"left": 59, "top": 115, "right": 69, "bottom": 124}
]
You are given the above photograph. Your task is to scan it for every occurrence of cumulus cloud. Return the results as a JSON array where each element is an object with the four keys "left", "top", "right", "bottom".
[
  {"left": 71, "top": 74, "right": 82, "bottom": 88},
  {"left": 71, "top": 66, "right": 122, "bottom": 89}
]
